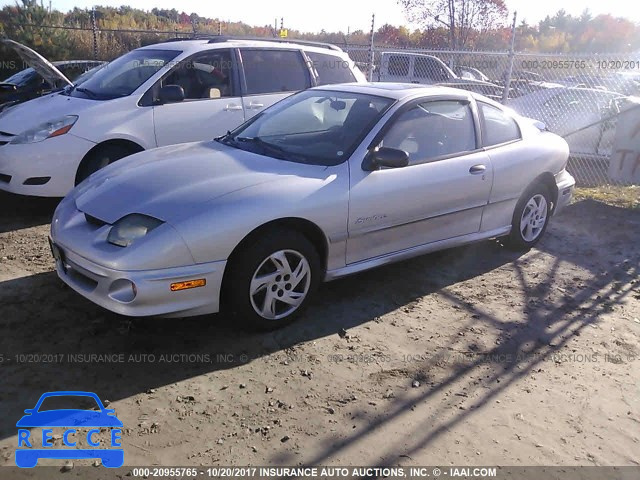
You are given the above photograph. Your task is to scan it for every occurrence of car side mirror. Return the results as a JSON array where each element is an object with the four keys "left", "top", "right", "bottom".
[
  {"left": 24, "top": 409, "right": 34, "bottom": 414},
  {"left": 158, "top": 85, "right": 185, "bottom": 104},
  {"left": 362, "top": 147, "right": 410, "bottom": 171}
]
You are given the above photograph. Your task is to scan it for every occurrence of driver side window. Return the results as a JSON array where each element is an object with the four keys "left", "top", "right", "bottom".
[
  {"left": 381, "top": 100, "right": 476, "bottom": 165},
  {"left": 162, "top": 50, "right": 235, "bottom": 100}
]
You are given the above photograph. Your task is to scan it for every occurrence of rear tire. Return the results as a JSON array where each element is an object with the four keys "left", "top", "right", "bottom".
[
  {"left": 75, "top": 144, "right": 137, "bottom": 185},
  {"left": 504, "top": 184, "right": 553, "bottom": 250},
  {"left": 226, "top": 229, "right": 322, "bottom": 331}
]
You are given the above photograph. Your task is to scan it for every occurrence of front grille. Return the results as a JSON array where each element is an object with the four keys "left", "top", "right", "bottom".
[
  {"left": 84, "top": 213, "right": 107, "bottom": 228},
  {"left": 0, "top": 173, "right": 11, "bottom": 183}
]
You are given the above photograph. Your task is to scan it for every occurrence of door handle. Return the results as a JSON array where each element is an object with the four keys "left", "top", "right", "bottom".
[
  {"left": 224, "top": 104, "right": 243, "bottom": 112},
  {"left": 248, "top": 102, "right": 264, "bottom": 109},
  {"left": 469, "top": 164, "right": 486, "bottom": 175}
]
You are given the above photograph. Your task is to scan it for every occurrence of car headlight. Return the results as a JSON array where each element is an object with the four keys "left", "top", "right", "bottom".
[
  {"left": 10, "top": 115, "right": 78, "bottom": 145},
  {"left": 107, "top": 214, "right": 164, "bottom": 247}
]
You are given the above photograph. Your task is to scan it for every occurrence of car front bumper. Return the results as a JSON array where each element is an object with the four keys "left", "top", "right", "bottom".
[
  {"left": 554, "top": 168, "right": 575, "bottom": 215},
  {"left": 49, "top": 238, "right": 226, "bottom": 318},
  {"left": 0, "top": 133, "right": 95, "bottom": 197}
]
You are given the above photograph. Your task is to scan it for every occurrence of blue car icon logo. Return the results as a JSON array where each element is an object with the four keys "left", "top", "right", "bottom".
[{"left": 16, "top": 391, "right": 124, "bottom": 468}]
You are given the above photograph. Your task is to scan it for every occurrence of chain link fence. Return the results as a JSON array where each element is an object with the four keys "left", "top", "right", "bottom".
[
  {"left": 345, "top": 45, "right": 640, "bottom": 186},
  {"left": 0, "top": 23, "right": 638, "bottom": 187}
]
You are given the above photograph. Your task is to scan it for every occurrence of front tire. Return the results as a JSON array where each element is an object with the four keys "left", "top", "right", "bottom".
[
  {"left": 226, "top": 229, "right": 322, "bottom": 330},
  {"left": 505, "top": 185, "right": 553, "bottom": 250}
]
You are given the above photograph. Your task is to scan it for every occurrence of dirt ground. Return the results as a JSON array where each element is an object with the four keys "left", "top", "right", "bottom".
[{"left": 0, "top": 190, "right": 638, "bottom": 471}]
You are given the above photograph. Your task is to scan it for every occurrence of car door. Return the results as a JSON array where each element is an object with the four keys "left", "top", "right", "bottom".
[
  {"left": 239, "top": 48, "right": 311, "bottom": 120},
  {"left": 347, "top": 97, "right": 493, "bottom": 264},
  {"left": 151, "top": 49, "right": 245, "bottom": 147}
]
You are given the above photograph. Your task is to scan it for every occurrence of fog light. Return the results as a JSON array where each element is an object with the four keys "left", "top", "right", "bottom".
[{"left": 108, "top": 279, "right": 137, "bottom": 303}]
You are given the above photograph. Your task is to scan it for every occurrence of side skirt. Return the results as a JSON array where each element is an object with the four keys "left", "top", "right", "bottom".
[{"left": 324, "top": 226, "right": 511, "bottom": 281}]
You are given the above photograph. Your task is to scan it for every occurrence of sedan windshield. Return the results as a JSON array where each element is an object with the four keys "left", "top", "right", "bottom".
[
  {"left": 69, "top": 49, "right": 180, "bottom": 100},
  {"left": 218, "top": 90, "right": 395, "bottom": 166}
]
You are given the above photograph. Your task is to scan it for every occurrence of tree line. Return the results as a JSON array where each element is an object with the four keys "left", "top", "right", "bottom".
[{"left": 0, "top": 0, "right": 638, "bottom": 76}]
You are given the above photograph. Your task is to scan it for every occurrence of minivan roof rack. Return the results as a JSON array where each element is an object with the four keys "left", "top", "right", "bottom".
[{"left": 160, "top": 35, "right": 342, "bottom": 51}]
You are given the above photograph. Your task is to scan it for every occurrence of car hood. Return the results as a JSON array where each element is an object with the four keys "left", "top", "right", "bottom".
[
  {"left": 0, "top": 93, "right": 95, "bottom": 135},
  {"left": 16, "top": 410, "right": 123, "bottom": 428},
  {"left": 0, "top": 38, "right": 72, "bottom": 88},
  {"left": 73, "top": 141, "right": 326, "bottom": 225}
]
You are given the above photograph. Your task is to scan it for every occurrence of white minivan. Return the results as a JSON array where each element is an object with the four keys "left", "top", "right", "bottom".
[{"left": 0, "top": 37, "right": 365, "bottom": 197}]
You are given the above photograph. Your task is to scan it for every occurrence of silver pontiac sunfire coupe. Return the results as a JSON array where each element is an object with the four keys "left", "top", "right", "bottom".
[{"left": 50, "top": 83, "right": 575, "bottom": 329}]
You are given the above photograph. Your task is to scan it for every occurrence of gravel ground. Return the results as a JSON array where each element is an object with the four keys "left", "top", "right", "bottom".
[{"left": 0, "top": 191, "right": 638, "bottom": 471}]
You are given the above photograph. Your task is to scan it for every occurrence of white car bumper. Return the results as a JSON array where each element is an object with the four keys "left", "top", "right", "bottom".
[
  {"left": 0, "top": 133, "right": 95, "bottom": 197},
  {"left": 49, "top": 238, "right": 226, "bottom": 318},
  {"left": 554, "top": 168, "right": 576, "bottom": 215}
]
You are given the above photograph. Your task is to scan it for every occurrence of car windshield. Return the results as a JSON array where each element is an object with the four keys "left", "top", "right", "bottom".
[
  {"left": 37, "top": 395, "right": 101, "bottom": 412},
  {"left": 218, "top": 90, "right": 395, "bottom": 166},
  {"left": 1, "top": 67, "right": 38, "bottom": 87},
  {"left": 68, "top": 49, "right": 180, "bottom": 100}
]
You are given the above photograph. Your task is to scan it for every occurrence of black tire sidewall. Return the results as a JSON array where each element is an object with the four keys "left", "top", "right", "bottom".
[
  {"left": 507, "top": 185, "right": 553, "bottom": 250},
  {"left": 226, "top": 229, "right": 322, "bottom": 330}
]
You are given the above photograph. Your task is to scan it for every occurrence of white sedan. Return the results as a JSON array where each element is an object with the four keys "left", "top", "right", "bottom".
[{"left": 50, "top": 83, "right": 575, "bottom": 329}]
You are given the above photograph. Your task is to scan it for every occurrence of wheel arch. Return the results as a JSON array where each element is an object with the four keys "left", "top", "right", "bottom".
[
  {"left": 75, "top": 139, "right": 145, "bottom": 185},
  {"left": 220, "top": 217, "right": 329, "bottom": 306},
  {"left": 528, "top": 171, "right": 558, "bottom": 211}
]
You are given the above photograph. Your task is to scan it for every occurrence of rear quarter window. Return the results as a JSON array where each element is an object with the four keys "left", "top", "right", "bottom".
[
  {"left": 479, "top": 102, "right": 521, "bottom": 147},
  {"left": 306, "top": 51, "right": 356, "bottom": 86}
]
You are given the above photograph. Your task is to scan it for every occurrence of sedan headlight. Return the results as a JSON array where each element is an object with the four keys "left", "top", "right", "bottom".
[
  {"left": 107, "top": 214, "right": 164, "bottom": 247},
  {"left": 10, "top": 115, "right": 78, "bottom": 145}
]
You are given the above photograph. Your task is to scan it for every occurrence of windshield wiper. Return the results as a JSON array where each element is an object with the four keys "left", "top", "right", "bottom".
[
  {"left": 215, "top": 130, "right": 236, "bottom": 145},
  {"left": 75, "top": 87, "right": 100, "bottom": 99},
  {"left": 236, "top": 136, "right": 302, "bottom": 161}
]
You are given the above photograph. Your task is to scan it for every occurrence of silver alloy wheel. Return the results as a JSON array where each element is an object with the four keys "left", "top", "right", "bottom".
[
  {"left": 249, "top": 249, "right": 312, "bottom": 321},
  {"left": 520, "top": 194, "right": 548, "bottom": 242}
]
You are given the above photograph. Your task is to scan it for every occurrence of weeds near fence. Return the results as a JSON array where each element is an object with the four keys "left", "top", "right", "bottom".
[{"left": 574, "top": 186, "right": 639, "bottom": 209}]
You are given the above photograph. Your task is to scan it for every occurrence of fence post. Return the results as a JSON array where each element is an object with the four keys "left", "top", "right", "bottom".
[
  {"left": 501, "top": 11, "right": 517, "bottom": 104},
  {"left": 91, "top": 8, "right": 98, "bottom": 60},
  {"left": 368, "top": 14, "right": 375, "bottom": 82}
]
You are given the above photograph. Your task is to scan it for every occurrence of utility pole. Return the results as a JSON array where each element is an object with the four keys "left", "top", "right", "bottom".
[
  {"left": 501, "top": 10, "right": 518, "bottom": 104},
  {"left": 91, "top": 7, "right": 98, "bottom": 60},
  {"left": 218, "top": 20, "right": 222, "bottom": 36},
  {"left": 368, "top": 14, "right": 375, "bottom": 82},
  {"left": 191, "top": 16, "right": 198, "bottom": 37}
]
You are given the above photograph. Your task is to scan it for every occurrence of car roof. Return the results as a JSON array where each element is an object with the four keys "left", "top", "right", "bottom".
[
  {"left": 140, "top": 38, "right": 349, "bottom": 57},
  {"left": 311, "top": 82, "right": 475, "bottom": 100}
]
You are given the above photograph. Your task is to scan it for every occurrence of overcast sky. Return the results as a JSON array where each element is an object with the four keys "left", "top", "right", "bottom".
[{"left": 2, "top": 0, "right": 638, "bottom": 32}]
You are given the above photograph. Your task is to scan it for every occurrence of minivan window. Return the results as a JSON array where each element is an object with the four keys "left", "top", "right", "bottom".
[
  {"left": 241, "top": 49, "right": 309, "bottom": 95},
  {"left": 69, "top": 49, "right": 180, "bottom": 100},
  {"left": 162, "top": 50, "right": 235, "bottom": 100},
  {"left": 306, "top": 51, "right": 356, "bottom": 86}
]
